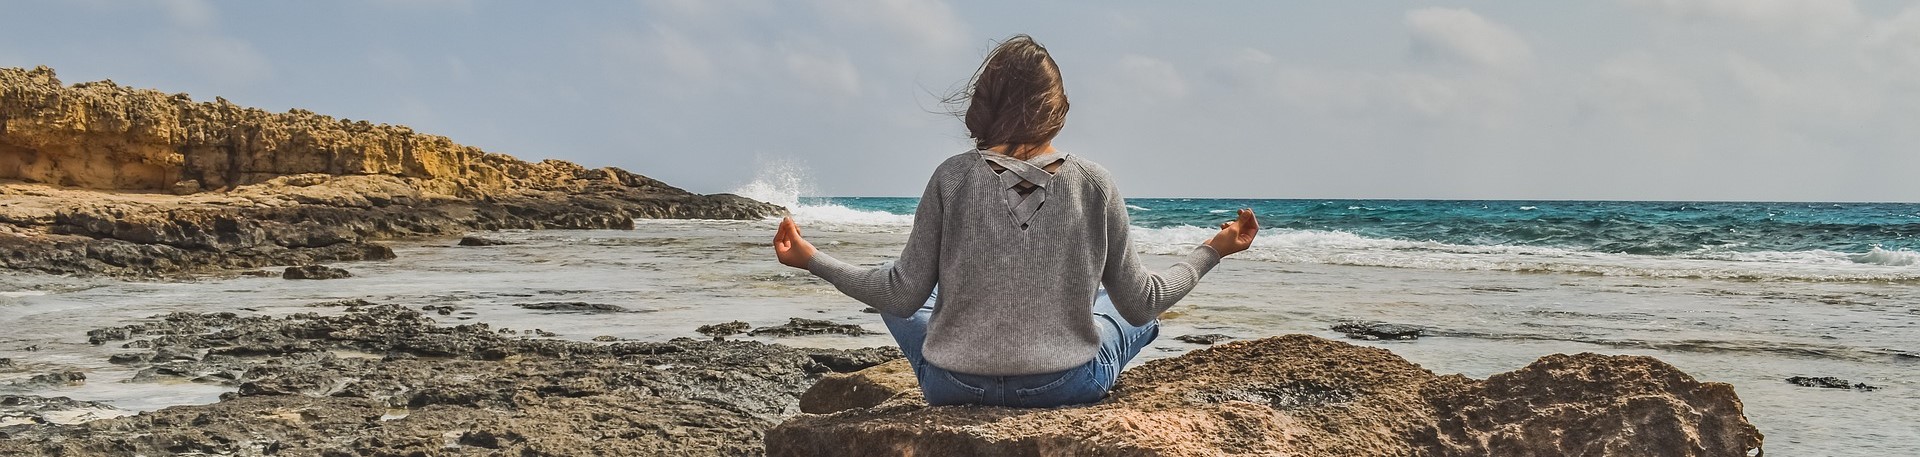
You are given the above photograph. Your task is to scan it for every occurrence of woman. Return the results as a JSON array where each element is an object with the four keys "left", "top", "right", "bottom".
[{"left": 773, "top": 35, "right": 1258, "bottom": 408}]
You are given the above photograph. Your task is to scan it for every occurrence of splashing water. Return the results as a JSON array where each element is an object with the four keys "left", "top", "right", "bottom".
[
  {"left": 731, "top": 157, "right": 814, "bottom": 211},
  {"left": 731, "top": 158, "right": 913, "bottom": 228}
]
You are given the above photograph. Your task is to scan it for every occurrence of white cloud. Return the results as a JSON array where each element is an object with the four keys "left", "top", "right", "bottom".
[
  {"left": 1625, "top": 0, "right": 1863, "bottom": 38},
  {"left": 1405, "top": 7, "right": 1533, "bottom": 69},
  {"left": 1113, "top": 54, "right": 1187, "bottom": 101},
  {"left": 1580, "top": 52, "right": 1703, "bottom": 117},
  {"left": 157, "top": 0, "right": 217, "bottom": 29},
  {"left": 783, "top": 45, "right": 862, "bottom": 97},
  {"left": 167, "top": 32, "right": 273, "bottom": 85},
  {"left": 810, "top": 0, "right": 966, "bottom": 53}
]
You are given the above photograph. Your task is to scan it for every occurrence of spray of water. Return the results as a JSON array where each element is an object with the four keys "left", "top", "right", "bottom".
[{"left": 731, "top": 157, "right": 815, "bottom": 210}]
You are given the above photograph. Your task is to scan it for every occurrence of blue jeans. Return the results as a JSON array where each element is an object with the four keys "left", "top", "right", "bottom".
[{"left": 880, "top": 288, "right": 1160, "bottom": 408}]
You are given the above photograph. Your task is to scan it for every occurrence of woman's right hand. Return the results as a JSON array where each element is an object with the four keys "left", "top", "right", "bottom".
[
  {"left": 774, "top": 217, "right": 817, "bottom": 269},
  {"left": 1204, "top": 208, "right": 1259, "bottom": 257}
]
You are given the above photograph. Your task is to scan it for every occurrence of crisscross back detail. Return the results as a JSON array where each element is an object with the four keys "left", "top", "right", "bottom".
[{"left": 981, "top": 150, "right": 1068, "bottom": 230}]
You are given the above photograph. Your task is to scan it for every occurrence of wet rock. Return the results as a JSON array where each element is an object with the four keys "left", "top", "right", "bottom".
[
  {"left": 0, "top": 302, "right": 895, "bottom": 456},
  {"left": 106, "top": 353, "right": 149, "bottom": 365},
  {"left": 421, "top": 304, "right": 457, "bottom": 315},
  {"left": 0, "top": 395, "right": 124, "bottom": 430},
  {"left": 10, "top": 371, "right": 86, "bottom": 388},
  {"left": 750, "top": 318, "right": 881, "bottom": 337},
  {"left": 1786, "top": 376, "right": 1878, "bottom": 391},
  {"left": 0, "top": 358, "right": 11, "bottom": 369},
  {"left": 1175, "top": 333, "right": 1233, "bottom": 344},
  {"left": 457, "top": 236, "right": 519, "bottom": 246},
  {"left": 592, "top": 335, "right": 621, "bottom": 342},
  {"left": 1332, "top": 321, "right": 1425, "bottom": 340},
  {"left": 283, "top": 265, "right": 351, "bottom": 280},
  {"left": 310, "top": 299, "right": 378, "bottom": 308},
  {"left": 85, "top": 326, "right": 133, "bottom": 345},
  {"left": 799, "top": 359, "right": 917, "bottom": 414},
  {"left": 803, "top": 346, "right": 905, "bottom": 373},
  {"left": 515, "top": 302, "right": 627, "bottom": 313},
  {"left": 768, "top": 335, "right": 1763, "bottom": 457},
  {"left": 698, "top": 321, "right": 752, "bottom": 338}
]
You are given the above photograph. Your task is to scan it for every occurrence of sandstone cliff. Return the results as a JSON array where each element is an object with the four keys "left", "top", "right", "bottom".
[
  {"left": 1, "top": 65, "right": 673, "bottom": 197},
  {"left": 0, "top": 66, "right": 783, "bottom": 277}
]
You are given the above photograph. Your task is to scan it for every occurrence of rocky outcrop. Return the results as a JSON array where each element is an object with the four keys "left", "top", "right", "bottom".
[
  {"left": 0, "top": 66, "right": 785, "bottom": 277},
  {"left": 0, "top": 302, "right": 902, "bottom": 455},
  {"left": 282, "top": 265, "right": 350, "bottom": 280},
  {"left": 3, "top": 66, "right": 678, "bottom": 197},
  {"left": 767, "top": 335, "right": 1764, "bottom": 457}
]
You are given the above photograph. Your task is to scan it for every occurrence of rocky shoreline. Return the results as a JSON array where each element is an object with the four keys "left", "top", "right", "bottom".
[
  {"left": 0, "top": 302, "right": 901, "bottom": 455},
  {"left": 1, "top": 66, "right": 782, "bottom": 278},
  {"left": 0, "top": 300, "right": 1767, "bottom": 456}
]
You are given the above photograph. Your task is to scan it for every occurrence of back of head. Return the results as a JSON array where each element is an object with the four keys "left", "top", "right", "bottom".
[{"left": 956, "top": 35, "right": 1070, "bottom": 160}]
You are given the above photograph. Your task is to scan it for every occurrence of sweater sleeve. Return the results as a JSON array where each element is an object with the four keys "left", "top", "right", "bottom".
[
  {"left": 1098, "top": 176, "right": 1223, "bottom": 327},
  {"left": 805, "top": 166, "right": 945, "bottom": 317}
]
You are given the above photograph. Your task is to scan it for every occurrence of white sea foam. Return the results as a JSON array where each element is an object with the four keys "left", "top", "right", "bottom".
[
  {"left": 730, "top": 158, "right": 913, "bottom": 231},
  {"left": 1850, "top": 247, "right": 1919, "bottom": 266},
  {"left": 1126, "top": 204, "right": 1151, "bottom": 211},
  {"left": 1123, "top": 225, "right": 1920, "bottom": 282}
]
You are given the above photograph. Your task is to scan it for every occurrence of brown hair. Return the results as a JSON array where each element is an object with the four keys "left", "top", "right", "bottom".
[{"left": 949, "top": 35, "right": 1069, "bottom": 160}]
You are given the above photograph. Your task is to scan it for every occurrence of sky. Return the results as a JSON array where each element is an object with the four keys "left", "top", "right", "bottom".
[{"left": 4, "top": 0, "right": 1918, "bottom": 202}]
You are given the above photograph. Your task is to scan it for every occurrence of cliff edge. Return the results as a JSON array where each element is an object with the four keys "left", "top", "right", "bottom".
[{"left": 0, "top": 66, "right": 783, "bottom": 277}]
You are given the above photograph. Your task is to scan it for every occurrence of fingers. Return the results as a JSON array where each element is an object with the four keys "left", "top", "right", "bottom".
[{"left": 1239, "top": 208, "right": 1259, "bottom": 233}]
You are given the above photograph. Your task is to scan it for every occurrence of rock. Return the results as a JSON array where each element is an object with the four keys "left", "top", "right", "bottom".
[
  {"left": 284, "top": 265, "right": 351, "bottom": 280},
  {"left": 698, "top": 321, "right": 752, "bottom": 338},
  {"left": 750, "top": 318, "right": 881, "bottom": 337},
  {"left": 1786, "top": 376, "right": 1878, "bottom": 391},
  {"left": 514, "top": 302, "right": 627, "bottom": 313},
  {"left": 592, "top": 335, "right": 620, "bottom": 342},
  {"left": 85, "top": 326, "right": 132, "bottom": 345},
  {"left": 0, "top": 66, "right": 785, "bottom": 279},
  {"left": 421, "top": 305, "right": 457, "bottom": 315},
  {"left": 1332, "top": 320, "right": 1425, "bottom": 340},
  {"left": 1174, "top": 333, "right": 1233, "bottom": 344},
  {"left": 767, "top": 335, "right": 1763, "bottom": 457},
  {"left": 799, "top": 359, "right": 918, "bottom": 414},
  {"left": 457, "top": 236, "right": 519, "bottom": 246},
  {"left": 106, "top": 353, "right": 149, "bottom": 365},
  {"left": 0, "top": 358, "right": 11, "bottom": 369},
  {"left": 0, "top": 302, "right": 898, "bottom": 456},
  {"left": 0, "top": 395, "right": 125, "bottom": 430},
  {"left": 804, "top": 347, "right": 905, "bottom": 373},
  {"left": 10, "top": 371, "right": 86, "bottom": 388}
]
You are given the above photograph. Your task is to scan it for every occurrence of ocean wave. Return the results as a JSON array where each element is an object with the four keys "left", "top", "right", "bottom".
[
  {"left": 1125, "top": 204, "right": 1151, "bottom": 211},
  {"left": 1850, "top": 247, "right": 1920, "bottom": 266},
  {"left": 1126, "top": 225, "right": 1920, "bottom": 282},
  {"left": 789, "top": 203, "right": 915, "bottom": 228}
]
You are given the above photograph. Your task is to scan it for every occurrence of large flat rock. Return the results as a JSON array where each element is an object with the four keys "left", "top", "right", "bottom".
[{"left": 768, "top": 335, "right": 1763, "bottom": 457}]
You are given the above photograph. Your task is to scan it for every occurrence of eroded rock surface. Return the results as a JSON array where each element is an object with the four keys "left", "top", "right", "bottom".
[
  {"left": 282, "top": 265, "right": 350, "bottom": 280},
  {"left": 0, "top": 66, "right": 784, "bottom": 277},
  {"left": 751, "top": 318, "right": 881, "bottom": 337},
  {"left": 769, "top": 335, "right": 1764, "bottom": 457},
  {"left": 0, "top": 303, "right": 901, "bottom": 456}
]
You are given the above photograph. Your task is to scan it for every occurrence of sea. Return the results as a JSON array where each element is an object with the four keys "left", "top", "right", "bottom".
[{"left": 2, "top": 177, "right": 1916, "bottom": 454}]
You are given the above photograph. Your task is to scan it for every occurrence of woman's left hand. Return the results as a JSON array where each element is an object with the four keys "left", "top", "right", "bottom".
[{"left": 774, "top": 217, "right": 817, "bottom": 269}]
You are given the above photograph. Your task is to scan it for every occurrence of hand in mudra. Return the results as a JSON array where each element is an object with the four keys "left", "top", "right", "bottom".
[
  {"left": 774, "top": 217, "right": 817, "bottom": 269},
  {"left": 1204, "top": 208, "right": 1259, "bottom": 256}
]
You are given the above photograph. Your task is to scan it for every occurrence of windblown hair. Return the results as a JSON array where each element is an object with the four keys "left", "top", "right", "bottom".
[{"left": 948, "top": 35, "right": 1070, "bottom": 160}]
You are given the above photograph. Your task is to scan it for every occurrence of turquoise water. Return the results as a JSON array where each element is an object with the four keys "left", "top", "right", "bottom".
[
  {"left": 808, "top": 197, "right": 1920, "bottom": 281},
  {"left": 820, "top": 197, "right": 1920, "bottom": 256}
]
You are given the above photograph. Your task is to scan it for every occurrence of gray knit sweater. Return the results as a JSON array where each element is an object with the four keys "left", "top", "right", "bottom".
[{"left": 807, "top": 150, "right": 1221, "bottom": 376}]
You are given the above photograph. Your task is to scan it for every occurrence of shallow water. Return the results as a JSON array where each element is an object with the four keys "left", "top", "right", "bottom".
[{"left": 2, "top": 218, "right": 1916, "bottom": 455}]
